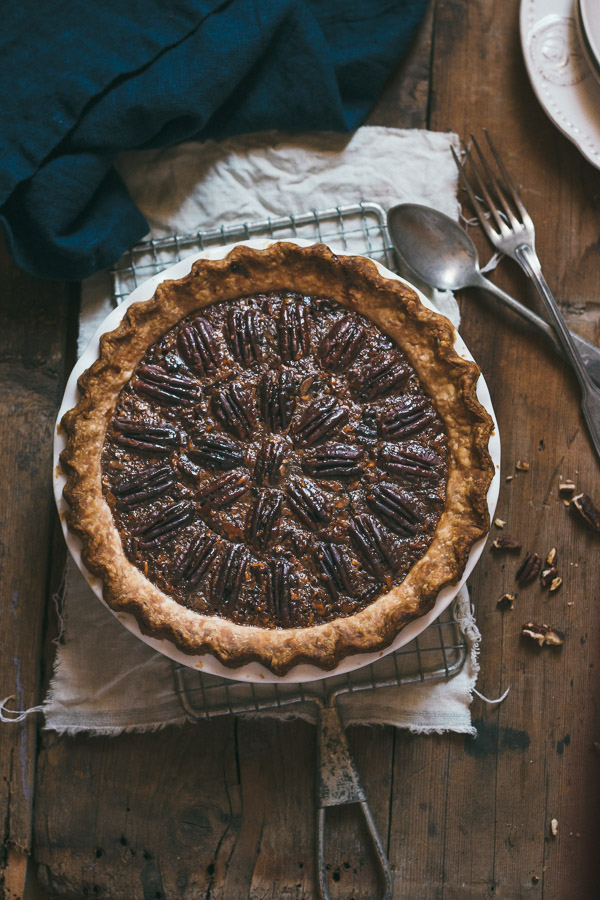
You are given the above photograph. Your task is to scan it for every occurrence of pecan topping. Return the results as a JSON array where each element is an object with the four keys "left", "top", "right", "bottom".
[
  {"left": 348, "top": 514, "right": 398, "bottom": 582},
  {"left": 286, "top": 480, "right": 331, "bottom": 530},
  {"left": 172, "top": 533, "right": 219, "bottom": 586},
  {"left": 292, "top": 396, "right": 349, "bottom": 446},
  {"left": 132, "top": 500, "right": 194, "bottom": 547},
  {"left": 246, "top": 492, "right": 283, "bottom": 549},
  {"left": 132, "top": 364, "right": 200, "bottom": 406},
  {"left": 113, "top": 463, "right": 174, "bottom": 508},
  {"left": 113, "top": 418, "right": 181, "bottom": 452},
  {"left": 366, "top": 483, "right": 421, "bottom": 536},
  {"left": 491, "top": 535, "right": 522, "bottom": 552},
  {"left": 497, "top": 593, "right": 516, "bottom": 610},
  {"left": 189, "top": 434, "right": 245, "bottom": 470},
  {"left": 279, "top": 299, "right": 311, "bottom": 361},
  {"left": 258, "top": 371, "right": 297, "bottom": 433},
  {"left": 266, "top": 558, "right": 292, "bottom": 624},
  {"left": 226, "top": 308, "right": 262, "bottom": 366},
  {"left": 570, "top": 493, "right": 600, "bottom": 534},
  {"left": 212, "top": 543, "right": 248, "bottom": 606},
  {"left": 196, "top": 471, "right": 249, "bottom": 513},
  {"left": 379, "top": 444, "right": 442, "bottom": 480},
  {"left": 316, "top": 541, "right": 356, "bottom": 600},
  {"left": 303, "top": 444, "right": 364, "bottom": 479},
  {"left": 522, "top": 622, "right": 565, "bottom": 646},
  {"left": 355, "top": 408, "right": 378, "bottom": 443},
  {"left": 378, "top": 399, "right": 436, "bottom": 440},
  {"left": 350, "top": 353, "right": 408, "bottom": 400},
  {"left": 212, "top": 383, "right": 256, "bottom": 439},
  {"left": 516, "top": 551, "right": 542, "bottom": 585},
  {"left": 177, "top": 317, "right": 220, "bottom": 375},
  {"left": 318, "top": 315, "right": 365, "bottom": 370},
  {"left": 255, "top": 438, "right": 287, "bottom": 486}
]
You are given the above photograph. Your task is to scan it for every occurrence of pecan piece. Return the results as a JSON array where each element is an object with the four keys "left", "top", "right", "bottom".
[
  {"left": 303, "top": 444, "right": 364, "bottom": 479},
  {"left": 348, "top": 514, "right": 399, "bottom": 582},
  {"left": 350, "top": 352, "right": 408, "bottom": 400},
  {"left": 255, "top": 438, "right": 287, "bottom": 486},
  {"left": 177, "top": 317, "right": 220, "bottom": 375},
  {"left": 292, "top": 396, "right": 349, "bottom": 446},
  {"left": 491, "top": 535, "right": 522, "bottom": 552},
  {"left": 521, "top": 622, "right": 566, "bottom": 646},
  {"left": 497, "top": 593, "right": 516, "bottom": 610},
  {"left": 226, "top": 308, "right": 262, "bottom": 366},
  {"left": 246, "top": 492, "right": 283, "bottom": 549},
  {"left": 366, "top": 483, "right": 421, "bottom": 536},
  {"left": 541, "top": 565, "right": 559, "bottom": 587},
  {"left": 379, "top": 444, "right": 442, "bottom": 480},
  {"left": 286, "top": 480, "right": 331, "bottom": 530},
  {"left": 570, "top": 493, "right": 600, "bottom": 534},
  {"left": 266, "top": 558, "right": 293, "bottom": 624},
  {"left": 318, "top": 315, "right": 365, "bottom": 370},
  {"left": 113, "top": 463, "right": 174, "bottom": 508},
  {"left": 258, "top": 371, "right": 297, "bottom": 433},
  {"left": 279, "top": 299, "right": 311, "bottom": 361},
  {"left": 378, "top": 399, "right": 436, "bottom": 440},
  {"left": 172, "top": 532, "right": 220, "bottom": 586},
  {"left": 132, "top": 364, "right": 200, "bottom": 405},
  {"left": 212, "top": 383, "right": 256, "bottom": 440},
  {"left": 189, "top": 434, "right": 246, "bottom": 470},
  {"left": 516, "top": 551, "right": 542, "bottom": 585},
  {"left": 132, "top": 500, "right": 194, "bottom": 547},
  {"left": 113, "top": 418, "right": 181, "bottom": 452},
  {"left": 212, "top": 543, "right": 249, "bottom": 606},
  {"left": 196, "top": 471, "right": 249, "bottom": 513},
  {"left": 315, "top": 541, "right": 356, "bottom": 600}
]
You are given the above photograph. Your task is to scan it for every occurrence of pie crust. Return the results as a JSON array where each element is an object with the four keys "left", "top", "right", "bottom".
[{"left": 60, "top": 242, "right": 495, "bottom": 675}]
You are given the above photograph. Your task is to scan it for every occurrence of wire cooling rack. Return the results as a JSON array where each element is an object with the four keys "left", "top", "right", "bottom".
[{"left": 110, "top": 201, "right": 469, "bottom": 714}]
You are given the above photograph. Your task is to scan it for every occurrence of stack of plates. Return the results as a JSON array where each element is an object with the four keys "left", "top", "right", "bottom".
[{"left": 577, "top": 0, "right": 600, "bottom": 85}]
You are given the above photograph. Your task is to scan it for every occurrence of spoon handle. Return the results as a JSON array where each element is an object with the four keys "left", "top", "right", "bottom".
[{"left": 468, "top": 270, "right": 600, "bottom": 388}]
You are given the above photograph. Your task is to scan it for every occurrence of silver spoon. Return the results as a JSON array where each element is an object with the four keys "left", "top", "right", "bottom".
[{"left": 387, "top": 203, "right": 600, "bottom": 386}]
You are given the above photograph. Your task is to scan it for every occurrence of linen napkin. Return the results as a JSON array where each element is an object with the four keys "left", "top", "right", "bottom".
[
  {"left": 0, "top": 126, "right": 486, "bottom": 736},
  {"left": 0, "top": 0, "right": 428, "bottom": 280}
]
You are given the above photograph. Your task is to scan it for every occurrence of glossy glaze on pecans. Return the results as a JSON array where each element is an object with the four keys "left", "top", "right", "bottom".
[{"left": 102, "top": 292, "right": 448, "bottom": 628}]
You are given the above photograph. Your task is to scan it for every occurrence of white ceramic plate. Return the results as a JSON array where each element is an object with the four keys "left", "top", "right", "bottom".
[
  {"left": 54, "top": 238, "right": 500, "bottom": 684},
  {"left": 577, "top": 0, "right": 600, "bottom": 86},
  {"left": 520, "top": 0, "right": 600, "bottom": 170}
]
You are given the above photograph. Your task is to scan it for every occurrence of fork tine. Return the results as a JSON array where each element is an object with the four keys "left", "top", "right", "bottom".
[
  {"left": 483, "top": 128, "right": 533, "bottom": 228},
  {"left": 450, "top": 145, "right": 497, "bottom": 242},
  {"left": 459, "top": 141, "right": 508, "bottom": 235},
  {"left": 470, "top": 134, "right": 521, "bottom": 231}
]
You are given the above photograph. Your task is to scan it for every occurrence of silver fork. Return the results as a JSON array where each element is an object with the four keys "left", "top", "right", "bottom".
[{"left": 452, "top": 131, "right": 600, "bottom": 463}]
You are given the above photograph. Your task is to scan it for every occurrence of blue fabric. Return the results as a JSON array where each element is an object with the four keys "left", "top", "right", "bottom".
[{"left": 0, "top": 0, "right": 428, "bottom": 280}]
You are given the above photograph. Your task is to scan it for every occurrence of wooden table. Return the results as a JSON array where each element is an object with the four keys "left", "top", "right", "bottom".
[{"left": 2, "top": 2, "right": 599, "bottom": 897}]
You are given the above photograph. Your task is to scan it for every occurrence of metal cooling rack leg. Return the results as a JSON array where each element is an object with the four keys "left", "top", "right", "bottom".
[{"left": 316, "top": 702, "right": 393, "bottom": 900}]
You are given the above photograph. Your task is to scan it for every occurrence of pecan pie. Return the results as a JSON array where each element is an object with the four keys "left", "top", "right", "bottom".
[{"left": 60, "top": 242, "right": 494, "bottom": 674}]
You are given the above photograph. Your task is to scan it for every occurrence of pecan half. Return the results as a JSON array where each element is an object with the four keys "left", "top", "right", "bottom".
[
  {"left": 172, "top": 533, "right": 220, "bottom": 586},
  {"left": 522, "top": 622, "right": 566, "bottom": 646},
  {"left": 226, "top": 308, "right": 262, "bottom": 366},
  {"left": 490, "top": 535, "right": 522, "bottom": 552},
  {"left": 246, "top": 492, "right": 283, "bottom": 549},
  {"left": 212, "top": 383, "right": 256, "bottom": 440},
  {"left": 254, "top": 438, "right": 287, "bottom": 486},
  {"left": 212, "top": 543, "right": 248, "bottom": 606},
  {"left": 570, "top": 493, "right": 600, "bottom": 534},
  {"left": 516, "top": 551, "right": 542, "bottom": 585},
  {"left": 292, "top": 396, "right": 349, "bottom": 446},
  {"left": 189, "top": 434, "right": 246, "bottom": 470},
  {"left": 258, "top": 371, "right": 297, "bottom": 433},
  {"left": 112, "top": 418, "right": 181, "bottom": 452},
  {"left": 113, "top": 463, "right": 174, "bottom": 508},
  {"left": 286, "top": 480, "right": 331, "bottom": 530},
  {"left": 378, "top": 444, "right": 442, "bottom": 480},
  {"left": 315, "top": 541, "right": 356, "bottom": 600},
  {"left": 196, "top": 471, "right": 249, "bottom": 512},
  {"left": 378, "top": 399, "right": 436, "bottom": 440},
  {"left": 350, "top": 352, "right": 408, "bottom": 400},
  {"left": 355, "top": 408, "right": 378, "bottom": 443},
  {"left": 132, "top": 500, "right": 194, "bottom": 547},
  {"left": 279, "top": 299, "right": 311, "bottom": 361},
  {"left": 266, "top": 558, "right": 292, "bottom": 624},
  {"left": 132, "top": 364, "right": 200, "bottom": 405},
  {"left": 366, "top": 483, "right": 421, "bottom": 536},
  {"left": 318, "top": 315, "right": 365, "bottom": 370},
  {"left": 302, "top": 444, "right": 363, "bottom": 479},
  {"left": 177, "top": 317, "right": 220, "bottom": 375},
  {"left": 348, "top": 514, "right": 399, "bottom": 582}
]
